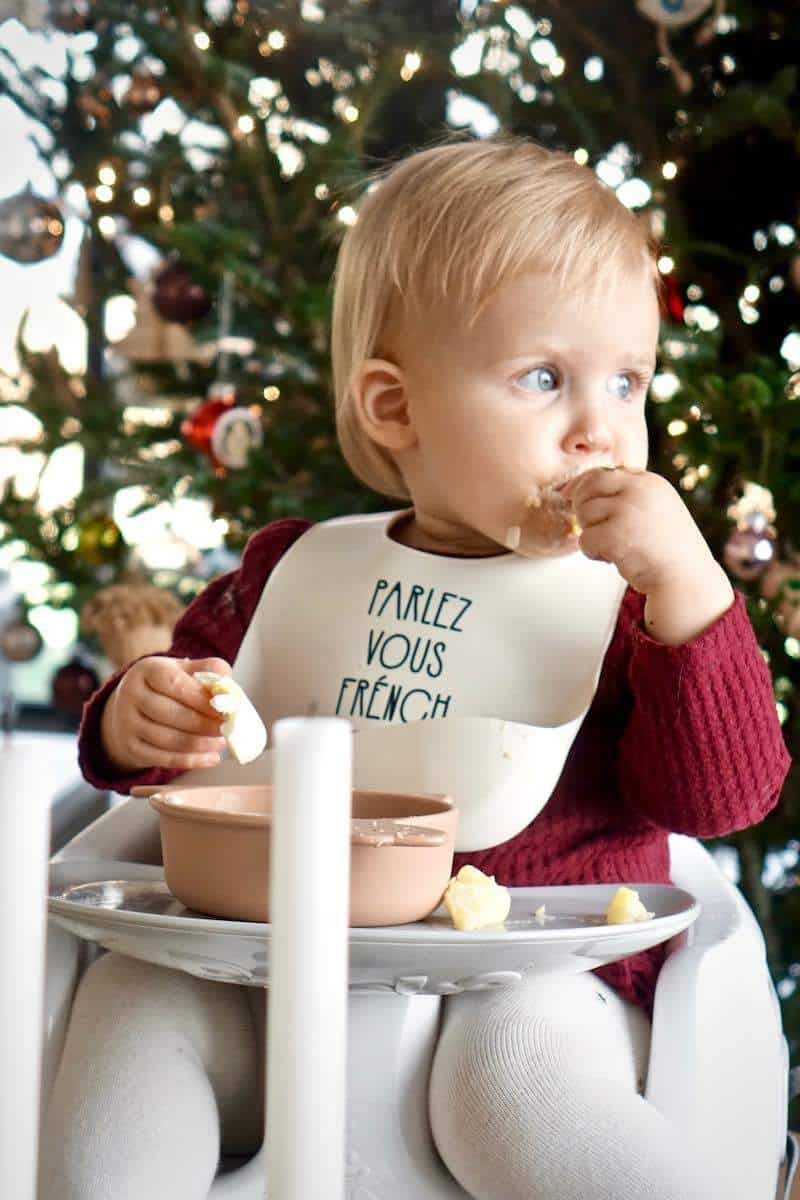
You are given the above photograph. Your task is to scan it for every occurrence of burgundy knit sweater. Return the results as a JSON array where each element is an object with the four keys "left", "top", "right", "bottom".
[{"left": 78, "top": 517, "right": 792, "bottom": 1016}]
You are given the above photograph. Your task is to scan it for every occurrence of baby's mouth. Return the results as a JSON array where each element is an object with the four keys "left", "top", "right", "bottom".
[
  {"left": 503, "top": 462, "right": 615, "bottom": 554},
  {"left": 553, "top": 459, "right": 616, "bottom": 495}
]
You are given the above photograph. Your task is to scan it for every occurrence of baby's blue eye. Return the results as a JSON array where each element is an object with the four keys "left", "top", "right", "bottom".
[
  {"left": 518, "top": 366, "right": 559, "bottom": 393},
  {"left": 608, "top": 373, "right": 632, "bottom": 400}
]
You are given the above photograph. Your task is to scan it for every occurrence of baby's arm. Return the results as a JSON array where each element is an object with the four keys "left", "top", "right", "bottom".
[
  {"left": 614, "top": 587, "right": 791, "bottom": 837},
  {"left": 78, "top": 518, "right": 312, "bottom": 794}
]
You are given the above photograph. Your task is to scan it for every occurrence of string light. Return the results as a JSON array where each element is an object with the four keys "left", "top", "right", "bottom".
[
  {"left": 95, "top": 184, "right": 114, "bottom": 203},
  {"left": 98, "top": 164, "right": 117, "bottom": 185},
  {"left": 337, "top": 205, "right": 357, "bottom": 226},
  {"left": 684, "top": 304, "right": 720, "bottom": 332},
  {"left": 97, "top": 215, "right": 117, "bottom": 238},
  {"left": 651, "top": 372, "right": 681, "bottom": 402},
  {"left": 133, "top": 186, "right": 152, "bottom": 206},
  {"left": 739, "top": 298, "right": 759, "bottom": 324},
  {"left": 573, "top": 148, "right": 589, "bottom": 165},
  {"left": 531, "top": 38, "right": 557, "bottom": 66},
  {"left": 158, "top": 204, "right": 174, "bottom": 223},
  {"left": 773, "top": 224, "right": 796, "bottom": 246},
  {"left": 268, "top": 30, "right": 286, "bottom": 50},
  {"left": 263, "top": 386, "right": 280, "bottom": 401},
  {"left": 657, "top": 255, "right": 674, "bottom": 273},
  {"left": 744, "top": 284, "right": 760, "bottom": 303},
  {"left": 661, "top": 161, "right": 678, "bottom": 180},
  {"left": 193, "top": 30, "right": 211, "bottom": 50},
  {"left": 668, "top": 419, "right": 688, "bottom": 436},
  {"left": 504, "top": 6, "right": 536, "bottom": 38},
  {"left": 401, "top": 51, "right": 422, "bottom": 81},
  {"left": 237, "top": 114, "right": 255, "bottom": 133}
]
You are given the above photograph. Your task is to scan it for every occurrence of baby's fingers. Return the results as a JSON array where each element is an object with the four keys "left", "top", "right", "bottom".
[
  {"left": 185, "top": 657, "right": 232, "bottom": 680},
  {"left": 142, "top": 656, "right": 223, "bottom": 717},
  {"left": 138, "top": 687, "right": 225, "bottom": 739},
  {"left": 129, "top": 719, "right": 226, "bottom": 770}
]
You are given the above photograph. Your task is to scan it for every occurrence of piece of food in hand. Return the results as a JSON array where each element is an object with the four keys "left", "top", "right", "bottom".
[
  {"left": 604, "top": 885, "right": 654, "bottom": 924},
  {"left": 443, "top": 865, "right": 511, "bottom": 931},
  {"left": 194, "top": 672, "right": 267, "bottom": 764}
]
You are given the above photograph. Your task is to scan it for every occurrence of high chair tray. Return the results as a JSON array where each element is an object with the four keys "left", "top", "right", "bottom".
[{"left": 48, "top": 860, "right": 700, "bottom": 991}]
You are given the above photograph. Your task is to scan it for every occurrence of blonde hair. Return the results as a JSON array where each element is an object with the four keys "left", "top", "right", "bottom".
[{"left": 331, "top": 132, "right": 664, "bottom": 500}]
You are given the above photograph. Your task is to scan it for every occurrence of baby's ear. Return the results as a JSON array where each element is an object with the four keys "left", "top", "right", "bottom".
[{"left": 350, "top": 357, "right": 418, "bottom": 452}]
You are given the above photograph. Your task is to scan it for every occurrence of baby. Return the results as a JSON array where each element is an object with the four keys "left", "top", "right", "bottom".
[{"left": 43, "top": 135, "right": 790, "bottom": 1200}]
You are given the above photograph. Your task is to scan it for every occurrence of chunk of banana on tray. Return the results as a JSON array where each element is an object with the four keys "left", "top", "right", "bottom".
[
  {"left": 443, "top": 865, "right": 512, "bottom": 931},
  {"left": 604, "top": 885, "right": 654, "bottom": 924},
  {"left": 194, "top": 672, "right": 267, "bottom": 764}
]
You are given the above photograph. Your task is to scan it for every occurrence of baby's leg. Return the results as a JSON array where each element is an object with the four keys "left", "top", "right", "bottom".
[
  {"left": 429, "top": 973, "right": 718, "bottom": 1200},
  {"left": 39, "top": 952, "right": 263, "bottom": 1200}
]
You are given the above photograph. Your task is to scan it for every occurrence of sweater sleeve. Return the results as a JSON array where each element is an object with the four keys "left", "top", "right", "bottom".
[
  {"left": 77, "top": 517, "right": 312, "bottom": 794},
  {"left": 615, "top": 586, "right": 792, "bottom": 837}
]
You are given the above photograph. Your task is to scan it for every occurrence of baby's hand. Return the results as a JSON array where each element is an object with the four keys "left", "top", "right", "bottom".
[
  {"left": 561, "top": 466, "right": 716, "bottom": 596},
  {"left": 100, "top": 656, "right": 231, "bottom": 773},
  {"left": 562, "top": 466, "right": 735, "bottom": 643}
]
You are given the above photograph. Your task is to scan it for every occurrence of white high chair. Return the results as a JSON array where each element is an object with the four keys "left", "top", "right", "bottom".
[{"left": 41, "top": 792, "right": 795, "bottom": 1200}]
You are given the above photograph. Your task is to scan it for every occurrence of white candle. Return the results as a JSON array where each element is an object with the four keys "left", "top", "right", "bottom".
[
  {"left": 0, "top": 743, "right": 51, "bottom": 1200},
  {"left": 267, "top": 717, "right": 352, "bottom": 1200}
]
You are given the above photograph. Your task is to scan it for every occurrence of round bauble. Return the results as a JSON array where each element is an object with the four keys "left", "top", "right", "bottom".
[
  {"left": 722, "top": 527, "right": 776, "bottom": 581},
  {"left": 210, "top": 405, "right": 263, "bottom": 469},
  {"left": 51, "top": 655, "right": 100, "bottom": 717},
  {"left": 153, "top": 261, "right": 212, "bottom": 325},
  {"left": 635, "top": 0, "right": 714, "bottom": 28},
  {"left": 0, "top": 187, "right": 64, "bottom": 264},
  {"left": 76, "top": 515, "right": 124, "bottom": 567},
  {"left": 0, "top": 617, "right": 43, "bottom": 663}
]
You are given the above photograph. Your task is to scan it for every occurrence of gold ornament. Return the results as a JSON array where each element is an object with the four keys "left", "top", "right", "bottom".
[{"left": 76, "top": 515, "right": 124, "bottom": 566}]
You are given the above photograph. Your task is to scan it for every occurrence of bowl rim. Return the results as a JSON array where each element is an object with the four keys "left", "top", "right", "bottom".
[{"left": 149, "top": 785, "right": 457, "bottom": 829}]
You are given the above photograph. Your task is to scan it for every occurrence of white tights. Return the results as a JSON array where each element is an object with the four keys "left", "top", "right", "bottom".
[
  {"left": 430, "top": 972, "right": 720, "bottom": 1200},
  {"left": 39, "top": 954, "right": 719, "bottom": 1200}
]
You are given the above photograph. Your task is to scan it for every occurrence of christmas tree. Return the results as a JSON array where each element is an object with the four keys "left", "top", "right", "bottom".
[{"left": 0, "top": 0, "right": 798, "bottom": 1117}]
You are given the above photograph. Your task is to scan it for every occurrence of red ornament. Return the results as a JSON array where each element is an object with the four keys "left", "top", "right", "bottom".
[
  {"left": 659, "top": 272, "right": 684, "bottom": 323},
  {"left": 181, "top": 383, "right": 237, "bottom": 461},
  {"left": 51, "top": 655, "right": 100, "bottom": 717},
  {"left": 152, "top": 261, "right": 212, "bottom": 325}
]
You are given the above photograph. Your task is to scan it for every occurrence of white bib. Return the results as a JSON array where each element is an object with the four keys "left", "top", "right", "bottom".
[
  {"left": 179, "top": 510, "right": 627, "bottom": 850},
  {"left": 232, "top": 509, "right": 625, "bottom": 728}
]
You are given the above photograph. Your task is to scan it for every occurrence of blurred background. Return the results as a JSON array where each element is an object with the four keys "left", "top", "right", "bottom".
[{"left": 0, "top": 0, "right": 797, "bottom": 1119}]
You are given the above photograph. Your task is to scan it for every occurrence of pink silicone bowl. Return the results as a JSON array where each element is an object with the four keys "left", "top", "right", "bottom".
[{"left": 149, "top": 784, "right": 458, "bottom": 926}]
